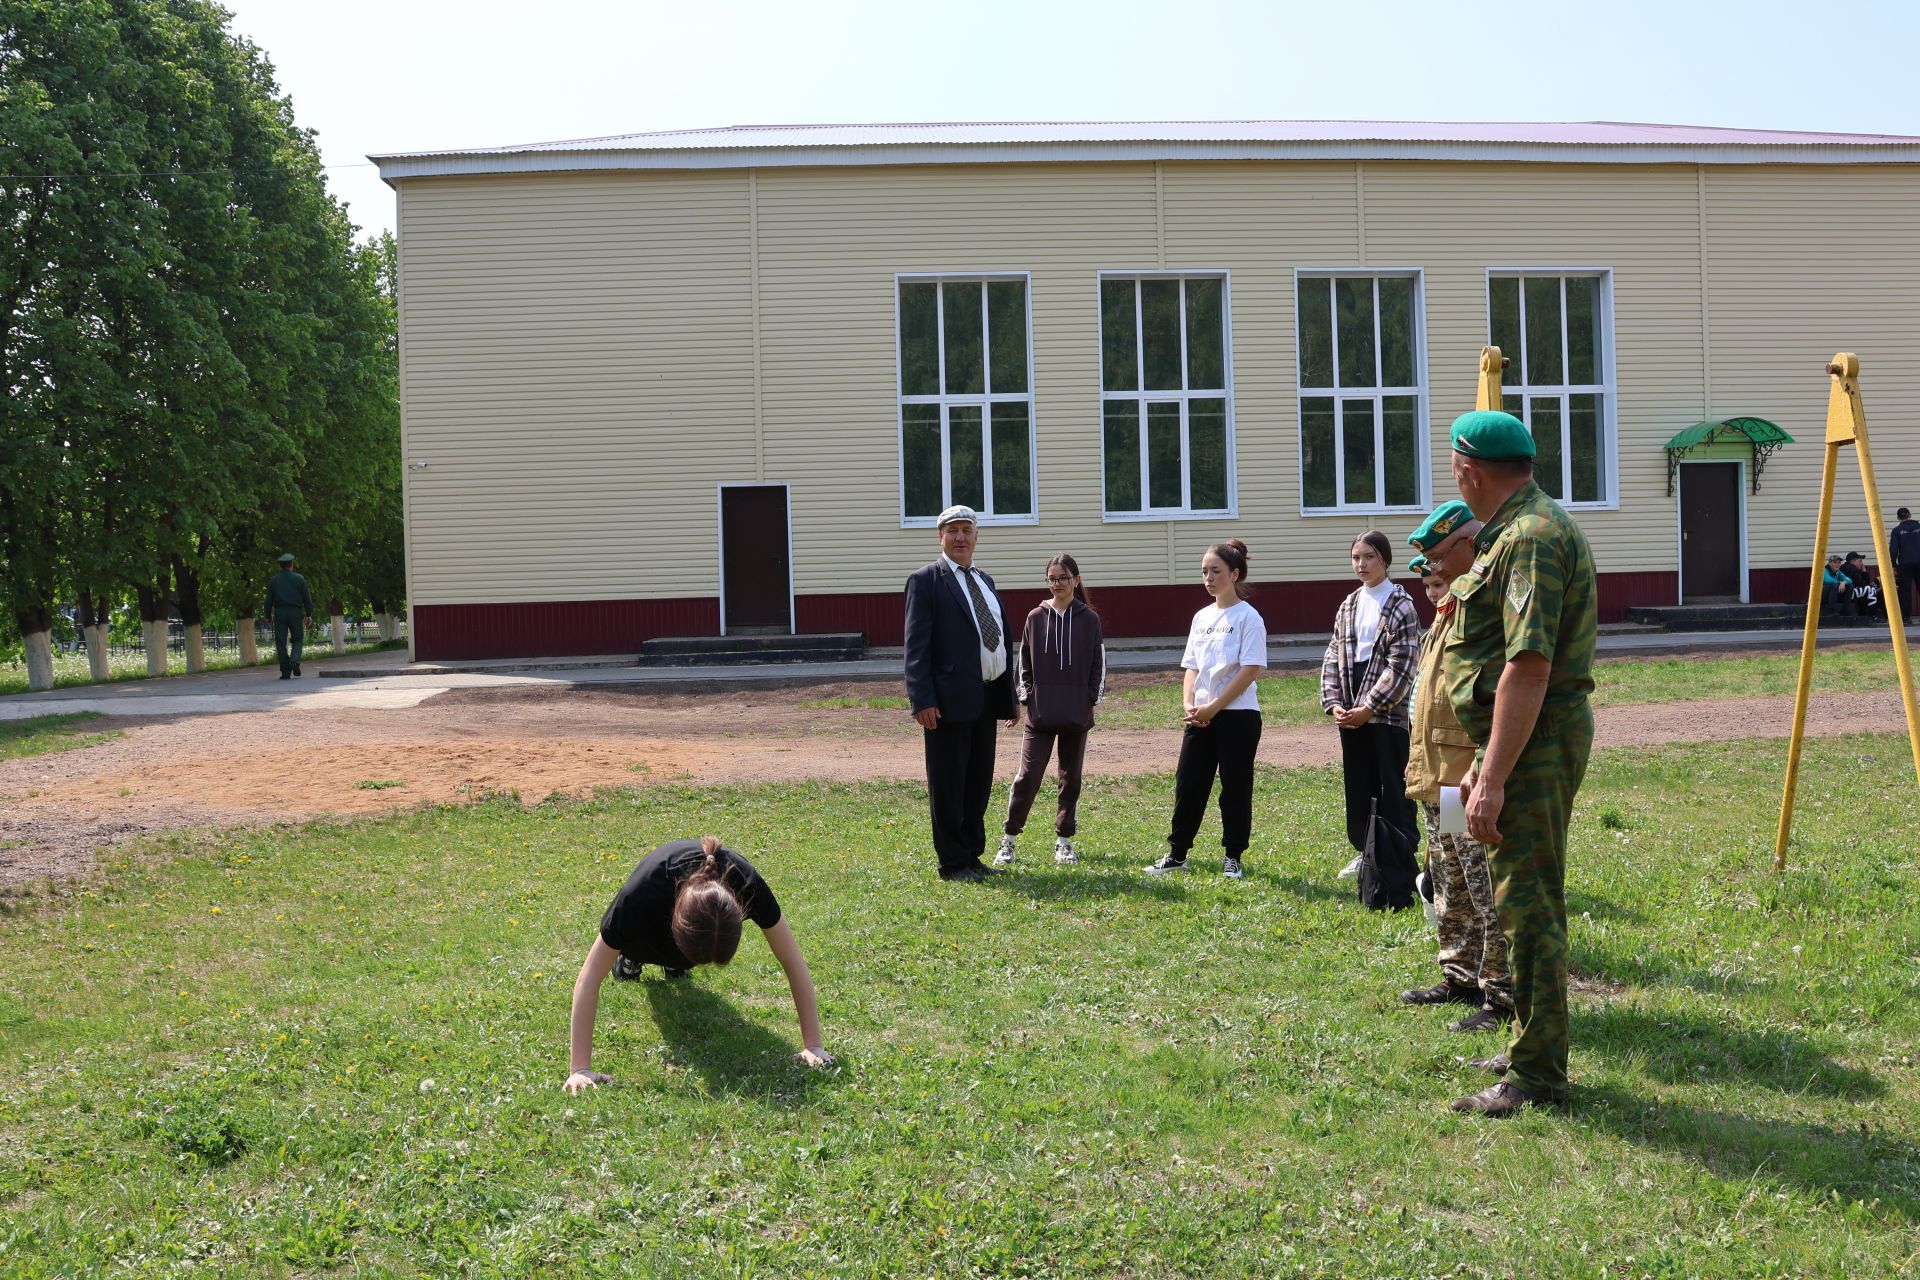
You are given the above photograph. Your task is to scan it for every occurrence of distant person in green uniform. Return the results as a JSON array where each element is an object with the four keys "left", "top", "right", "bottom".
[
  {"left": 1440, "top": 411, "right": 1597, "bottom": 1118},
  {"left": 266, "top": 552, "right": 315, "bottom": 679}
]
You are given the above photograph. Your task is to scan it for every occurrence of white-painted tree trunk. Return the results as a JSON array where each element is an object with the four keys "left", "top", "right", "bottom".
[
  {"left": 236, "top": 617, "right": 258, "bottom": 665},
  {"left": 330, "top": 614, "right": 346, "bottom": 655},
  {"left": 86, "top": 625, "right": 111, "bottom": 682},
  {"left": 375, "top": 612, "right": 394, "bottom": 642},
  {"left": 184, "top": 623, "right": 205, "bottom": 672},
  {"left": 22, "top": 630, "right": 54, "bottom": 691},
  {"left": 142, "top": 620, "right": 168, "bottom": 676}
]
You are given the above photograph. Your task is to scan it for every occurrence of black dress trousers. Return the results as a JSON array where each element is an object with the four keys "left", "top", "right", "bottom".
[{"left": 924, "top": 713, "right": 999, "bottom": 871}]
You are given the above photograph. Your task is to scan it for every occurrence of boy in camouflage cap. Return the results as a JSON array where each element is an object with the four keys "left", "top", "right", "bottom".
[{"left": 1402, "top": 501, "right": 1511, "bottom": 1033}]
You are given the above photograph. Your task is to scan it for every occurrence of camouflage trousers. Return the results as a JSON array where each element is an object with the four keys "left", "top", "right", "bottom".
[
  {"left": 1421, "top": 802, "right": 1510, "bottom": 1009},
  {"left": 1487, "top": 703, "right": 1593, "bottom": 1102}
]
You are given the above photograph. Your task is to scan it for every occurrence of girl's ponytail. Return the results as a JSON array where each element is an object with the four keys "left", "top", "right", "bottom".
[{"left": 671, "top": 835, "right": 745, "bottom": 965}]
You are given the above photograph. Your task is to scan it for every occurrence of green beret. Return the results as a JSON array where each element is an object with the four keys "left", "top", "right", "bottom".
[
  {"left": 1407, "top": 500, "right": 1475, "bottom": 554},
  {"left": 1408, "top": 554, "right": 1430, "bottom": 574},
  {"left": 1449, "top": 410, "right": 1536, "bottom": 460},
  {"left": 277, "top": 553, "right": 295, "bottom": 564}
]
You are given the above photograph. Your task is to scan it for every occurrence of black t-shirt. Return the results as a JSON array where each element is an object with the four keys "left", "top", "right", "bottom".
[{"left": 598, "top": 840, "right": 781, "bottom": 967}]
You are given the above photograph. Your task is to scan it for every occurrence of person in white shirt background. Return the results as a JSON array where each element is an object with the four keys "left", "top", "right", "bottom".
[
  {"left": 1146, "top": 539, "right": 1267, "bottom": 881},
  {"left": 1320, "top": 530, "right": 1424, "bottom": 885}
]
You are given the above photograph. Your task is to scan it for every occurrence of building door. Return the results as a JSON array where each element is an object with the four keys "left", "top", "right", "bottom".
[
  {"left": 1679, "top": 462, "right": 1743, "bottom": 602},
  {"left": 719, "top": 485, "right": 792, "bottom": 633}
]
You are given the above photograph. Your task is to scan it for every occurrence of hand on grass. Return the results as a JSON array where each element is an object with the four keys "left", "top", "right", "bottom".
[
  {"left": 563, "top": 1069, "right": 612, "bottom": 1094},
  {"left": 795, "top": 1047, "right": 835, "bottom": 1068}
]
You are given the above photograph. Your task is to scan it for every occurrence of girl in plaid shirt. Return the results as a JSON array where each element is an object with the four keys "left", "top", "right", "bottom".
[{"left": 1321, "top": 530, "right": 1423, "bottom": 884}]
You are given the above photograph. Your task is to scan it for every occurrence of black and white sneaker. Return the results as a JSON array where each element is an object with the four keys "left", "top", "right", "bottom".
[
  {"left": 1053, "top": 838, "right": 1077, "bottom": 865},
  {"left": 612, "top": 955, "right": 645, "bottom": 982},
  {"left": 1222, "top": 856, "right": 1244, "bottom": 880},
  {"left": 993, "top": 835, "right": 1017, "bottom": 867},
  {"left": 1144, "top": 854, "right": 1189, "bottom": 875}
]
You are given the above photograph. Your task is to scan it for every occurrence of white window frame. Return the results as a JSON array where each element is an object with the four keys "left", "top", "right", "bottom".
[
  {"left": 1095, "top": 271, "right": 1237, "bottom": 522},
  {"left": 1293, "top": 268, "right": 1431, "bottom": 517},
  {"left": 1484, "top": 268, "right": 1619, "bottom": 510},
  {"left": 894, "top": 272, "right": 1039, "bottom": 528}
]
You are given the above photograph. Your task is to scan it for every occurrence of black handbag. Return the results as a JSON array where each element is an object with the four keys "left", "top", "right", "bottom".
[{"left": 1358, "top": 797, "right": 1418, "bottom": 912}]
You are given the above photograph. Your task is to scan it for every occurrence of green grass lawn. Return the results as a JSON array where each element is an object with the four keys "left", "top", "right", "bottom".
[
  {"left": 0, "top": 640, "right": 407, "bottom": 698},
  {"left": 0, "top": 713, "right": 121, "bottom": 762},
  {"left": 2, "top": 735, "right": 1917, "bottom": 1276}
]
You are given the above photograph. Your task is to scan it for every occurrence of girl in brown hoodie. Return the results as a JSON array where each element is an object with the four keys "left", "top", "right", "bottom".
[{"left": 994, "top": 554, "right": 1106, "bottom": 866}]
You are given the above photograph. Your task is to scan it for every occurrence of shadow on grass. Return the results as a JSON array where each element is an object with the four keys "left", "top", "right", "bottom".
[
  {"left": 1582, "top": 1005, "right": 1884, "bottom": 1099},
  {"left": 1571, "top": 939, "right": 1764, "bottom": 997},
  {"left": 1564, "top": 887, "right": 1648, "bottom": 925},
  {"left": 640, "top": 978, "right": 837, "bottom": 1109},
  {"left": 1578, "top": 1082, "right": 1919, "bottom": 1218},
  {"left": 1263, "top": 873, "right": 1358, "bottom": 905},
  {"left": 994, "top": 866, "right": 1193, "bottom": 904}
]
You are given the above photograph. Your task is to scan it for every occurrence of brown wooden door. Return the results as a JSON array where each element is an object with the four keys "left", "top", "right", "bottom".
[
  {"left": 720, "top": 486, "right": 791, "bottom": 632},
  {"left": 1680, "top": 463, "right": 1742, "bottom": 601}
]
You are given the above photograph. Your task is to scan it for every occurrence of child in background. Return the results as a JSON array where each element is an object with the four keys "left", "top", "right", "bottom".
[
  {"left": 1146, "top": 539, "right": 1267, "bottom": 880},
  {"left": 996, "top": 554, "right": 1106, "bottom": 866}
]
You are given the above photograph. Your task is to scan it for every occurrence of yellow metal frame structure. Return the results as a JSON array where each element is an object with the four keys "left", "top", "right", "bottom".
[
  {"left": 1773, "top": 353, "right": 1920, "bottom": 870},
  {"left": 1476, "top": 345, "right": 1508, "bottom": 411}
]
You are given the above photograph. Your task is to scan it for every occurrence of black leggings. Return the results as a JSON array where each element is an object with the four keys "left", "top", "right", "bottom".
[
  {"left": 1166, "top": 709, "right": 1263, "bottom": 858},
  {"left": 1339, "top": 720, "right": 1417, "bottom": 854}
]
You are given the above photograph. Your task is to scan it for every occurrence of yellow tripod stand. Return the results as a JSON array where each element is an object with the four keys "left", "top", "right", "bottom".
[{"left": 1773, "top": 354, "right": 1920, "bottom": 870}]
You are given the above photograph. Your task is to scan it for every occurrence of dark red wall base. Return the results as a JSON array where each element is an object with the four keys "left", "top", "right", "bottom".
[{"left": 414, "top": 566, "right": 1834, "bottom": 661}]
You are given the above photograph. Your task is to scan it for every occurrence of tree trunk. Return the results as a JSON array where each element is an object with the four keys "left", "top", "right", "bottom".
[
  {"left": 237, "top": 616, "right": 258, "bottom": 664},
  {"left": 375, "top": 612, "right": 393, "bottom": 641},
  {"left": 78, "top": 591, "right": 110, "bottom": 683},
  {"left": 331, "top": 615, "right": 347, "bottom": 655},
  {"left": 22, "top": 628, "right": 54, "bottom": 692},
  {"left": 173, "top": 556, "right": 205, "bottom": 673},
  {"left": 86, "top": 624, "right": 111, "bottom": 681},
  {"left": 135, "top": 582, "right": 169, "bottom": 677}
]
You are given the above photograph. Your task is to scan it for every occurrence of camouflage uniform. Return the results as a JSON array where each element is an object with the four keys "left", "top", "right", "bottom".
[
  {"left": 1405, "top": 603, "right": 1509, "bottom": 1009},
  {"left": 1442, "top": 481, "right": 1597, "bottom": 1102}
]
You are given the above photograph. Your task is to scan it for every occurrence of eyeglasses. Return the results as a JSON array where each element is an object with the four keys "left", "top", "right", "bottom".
[{"left": 1045, "top": 574, "right": 1075, "bottom": 584}]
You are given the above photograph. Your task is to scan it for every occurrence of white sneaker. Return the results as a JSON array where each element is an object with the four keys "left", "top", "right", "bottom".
[
  {"left": 1053, "top": 838, "right": 1077, "bottom": 865},
  {"left": 993, "top": 835, "right": 1017, "bottom": 866},
  {"left": 1144, "top": 854, "right": 1189, "bottom": 874},
  {"left": 1337, "top": 856, "right": 1363, "bottom": 880}
]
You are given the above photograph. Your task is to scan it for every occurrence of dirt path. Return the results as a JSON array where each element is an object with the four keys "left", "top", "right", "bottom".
[{"left": 2, "top": 675, "right": 1911, "bottom": 891}]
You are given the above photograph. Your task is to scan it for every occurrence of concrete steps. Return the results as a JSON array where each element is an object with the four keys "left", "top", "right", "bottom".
[
  {"left": 634, "top": 632, "right": 867, "bottom": 667},
  {"left": 1624, "top": 603, "right": 1883, "bottom": 632}
]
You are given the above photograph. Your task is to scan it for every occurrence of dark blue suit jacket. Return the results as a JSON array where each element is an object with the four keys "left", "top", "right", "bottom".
[{"left": 903, "top": 559, "right": 1015, "bottom": 722}]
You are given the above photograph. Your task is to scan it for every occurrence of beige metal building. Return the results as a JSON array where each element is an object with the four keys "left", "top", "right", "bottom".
[{"left": 372, "top": 121, "right": 1920, "bottom": 660}]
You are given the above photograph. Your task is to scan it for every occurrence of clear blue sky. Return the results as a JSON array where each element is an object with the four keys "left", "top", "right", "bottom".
[{"left": 217, "top": 0, "right": 1920, "bottom": 243}]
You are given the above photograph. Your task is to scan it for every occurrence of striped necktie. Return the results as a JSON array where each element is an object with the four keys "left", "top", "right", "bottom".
[{"left": 960, "top": 567, "right": 1000, "bottom": 650}]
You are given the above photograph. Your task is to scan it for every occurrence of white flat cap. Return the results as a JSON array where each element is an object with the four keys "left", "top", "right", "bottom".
[{"left": 935, "top": 504, "right": 978, "bottom": 528}]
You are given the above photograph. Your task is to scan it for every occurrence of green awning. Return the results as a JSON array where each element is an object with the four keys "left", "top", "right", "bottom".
[
  {"left": 1664, "top": 417, "right": 1795, "bottom": 451},
  {"left": 1664, "top": 417, "right": 1795, "bottom": 496}
]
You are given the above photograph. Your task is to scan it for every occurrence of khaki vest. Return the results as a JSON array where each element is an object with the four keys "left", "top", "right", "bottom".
[{"left": 1405, "top": 604, "right": 1478, "bottom": 805}]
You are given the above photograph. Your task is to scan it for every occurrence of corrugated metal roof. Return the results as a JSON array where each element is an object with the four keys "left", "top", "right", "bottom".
[{"left": 371, "top": 119, "right": 1920, "bottom": 181}]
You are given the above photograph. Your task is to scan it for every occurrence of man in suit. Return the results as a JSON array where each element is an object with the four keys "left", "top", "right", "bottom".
[{"left": 904, "top": 505, "right": 1018, "bottom": 882}]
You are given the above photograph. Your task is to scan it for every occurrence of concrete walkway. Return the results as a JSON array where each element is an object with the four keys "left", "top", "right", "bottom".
[{"left": 4, "top": 622, "right": 1916, "bottom": 721}]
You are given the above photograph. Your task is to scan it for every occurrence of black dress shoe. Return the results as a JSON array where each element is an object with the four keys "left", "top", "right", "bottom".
[
  {"left": 939, "top": 865, "right": 988, "bottom": 883},
  {"left": 279, "top": 672, "right": 291, "bottom": 680},
  {"left": 293, "top": 661, "right": 302, "bottom": 676},
  {"left": 1449, "top": 1006, "right": 1508, "bottom": 1034},
  {"left": 1449, "top": 1079, "right": 1546, "bottom": 1117},
  {"left": 1400, "top": 981, "right": 1480, "bottom": 1006}
]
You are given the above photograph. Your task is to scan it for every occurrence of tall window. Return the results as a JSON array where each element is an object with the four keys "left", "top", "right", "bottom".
[
  {"left": 897, "top": 276, "right": 1035, "bottom": 524},
  {"left": 1099, "top": 274, "right": 1234, "bottom": 518},
  {"left": 1296, "top": 272, "right": 1425, "bottom": 513},
  {"left": 1488, "top": 272, "right": 1613, "bottom": 505}
]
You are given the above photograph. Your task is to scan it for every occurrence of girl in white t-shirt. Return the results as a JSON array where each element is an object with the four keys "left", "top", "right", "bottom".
[{"left": 1146, "top": 539, "right": 1267, "bottom": 880}]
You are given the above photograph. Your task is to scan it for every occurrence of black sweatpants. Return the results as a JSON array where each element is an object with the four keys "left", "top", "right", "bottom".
[
  {"left": 923, "top": 713, "right": 998, "bottom": 872},
  {"left": 1166, "top": 709, "right": 1262, "bottom": 859},
  {"left": 1896, "top": 564, "right": 1920, "bottom": 624},
  {"left": 1004, "top": 725, "right": 1088, "bottom": 838},
  {"left": 1339, "top": 720, "right": 1417, "bottom": 854}
]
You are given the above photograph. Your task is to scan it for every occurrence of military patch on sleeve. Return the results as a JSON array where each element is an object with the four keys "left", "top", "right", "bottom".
[{"left": 1507, "top": 569, "right": 1533, "bottom": 613}]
